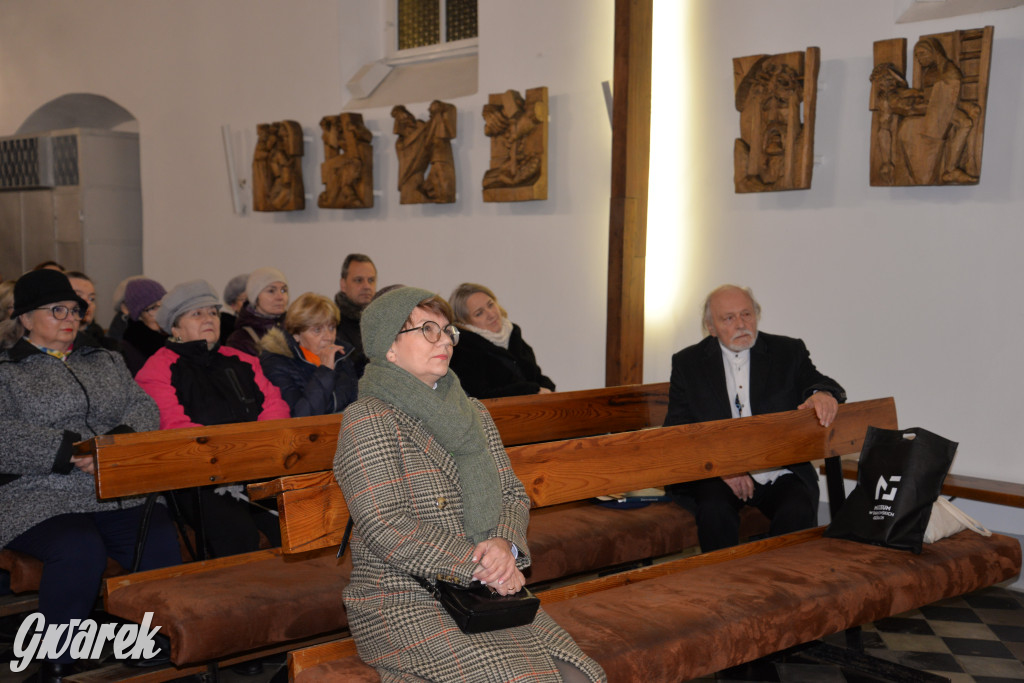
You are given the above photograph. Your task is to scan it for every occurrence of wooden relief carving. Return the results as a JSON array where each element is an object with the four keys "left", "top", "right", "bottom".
[
  {"left": 253, "top": 120, "right": 305, "bottom": 211},
  {"left": 319, "top": 113, "right": 373, "bottom": 209},
  {"left": 733, "top": 48, "right": 819, "bottom": 193},
  {"left": 870, "top": 26, "right": 993, "bottom": 186},
  {"left": 481, "top": 87, "right": 548, "bottom": 202},
  {"left": 390, "top": 101, "right": 457, "bottom": 204}
]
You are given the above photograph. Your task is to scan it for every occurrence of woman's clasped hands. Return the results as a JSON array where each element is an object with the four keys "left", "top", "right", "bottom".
[{"left": 471, "top": 537, "right": 525, "bottom": 596}]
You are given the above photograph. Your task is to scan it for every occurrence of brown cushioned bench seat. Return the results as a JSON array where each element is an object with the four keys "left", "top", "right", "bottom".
[
  {"left": 106, "top": 500, "right": 761, "bottom": 665},
  {"left": 293, "top": 529, "right": 1022, "bottom": 682},
  {"left": 523, "top": 501, "right": 767, "bottom": 585},
  {"left": 553, "top": 530, "right": 1021, "bottom": 681},
  {"left": 106, "top": 548, "right": 351, "bottom": 665}
]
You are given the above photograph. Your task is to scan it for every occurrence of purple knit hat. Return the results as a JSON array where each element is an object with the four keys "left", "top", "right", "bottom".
[{"left": 124, "top": 278, "right": 167, "bottom": 320}]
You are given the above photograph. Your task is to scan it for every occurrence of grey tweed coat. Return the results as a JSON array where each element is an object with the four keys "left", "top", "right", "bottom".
[
  {"left": 0, "top": 339, "right": 159, "bottom": 547},
  {"left": 334, "top": 396, "right": 606, "bottom": 683}
]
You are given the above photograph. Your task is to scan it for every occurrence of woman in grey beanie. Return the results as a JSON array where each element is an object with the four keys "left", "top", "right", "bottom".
[
  {"left": 333, "top": 286, "right": 606, "bottom": 683},
  {"left": 224, "top": 267, "right": 288, "bottom": 356}
]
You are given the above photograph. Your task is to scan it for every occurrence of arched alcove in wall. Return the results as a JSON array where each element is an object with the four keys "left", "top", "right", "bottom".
[
  {"left": 16, "top": 93, "right": 138, "bottom": 135},
  {"left": 1, "top": 94, "right": 142, "bottom": 321}
]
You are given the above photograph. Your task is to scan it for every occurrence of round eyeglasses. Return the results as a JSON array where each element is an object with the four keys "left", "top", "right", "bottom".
[
  {"left": 37, "top": 305, "right": 84, "bottom": 321},
  {"left": 396, "top": 321, "right": 460, "bottom": 346}
]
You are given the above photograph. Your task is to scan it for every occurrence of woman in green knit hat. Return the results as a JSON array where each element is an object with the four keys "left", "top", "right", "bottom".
[{"left": 333, "top": 286, "right": 605, "bottom": 682}]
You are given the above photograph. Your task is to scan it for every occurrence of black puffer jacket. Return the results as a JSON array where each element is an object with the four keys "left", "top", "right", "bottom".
[
  {"left": 120, "top": 319, "right": 167, "bottom": 376},
  {"left": 259, "top": 328, "right": 358, "bottom": 417},
  {"left": 448, "top": 324, "right": 555, "bottom": 399}
]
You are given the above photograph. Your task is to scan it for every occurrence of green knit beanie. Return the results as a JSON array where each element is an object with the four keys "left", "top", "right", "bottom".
[{"left": 360, "top": 286, "right": 436, "bottom": 362}]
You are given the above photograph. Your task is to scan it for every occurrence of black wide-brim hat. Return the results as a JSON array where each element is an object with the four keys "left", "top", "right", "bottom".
[{"left": 12, "top": 269, "right": 89, "bottom": 319}]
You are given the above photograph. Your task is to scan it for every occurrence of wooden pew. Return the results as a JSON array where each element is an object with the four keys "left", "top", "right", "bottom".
[
  {"left": 256, "top": 397, "right": 891, "bottom": 554},
  {"left": 273, "top": 398, "right": 1022, "bottom": 682},
  {"left": 64, "top": 384, "right": 669, "bottom": 680}
]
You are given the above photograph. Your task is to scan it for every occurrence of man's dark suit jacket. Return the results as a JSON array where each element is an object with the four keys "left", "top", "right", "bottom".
[{"left": 663, "top": 331, "right": 846, "bottom": 501}]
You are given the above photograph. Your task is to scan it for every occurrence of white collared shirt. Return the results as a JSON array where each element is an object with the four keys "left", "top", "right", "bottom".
[{"left": 719, "top": 342, "right": 788, "bottom": 485}]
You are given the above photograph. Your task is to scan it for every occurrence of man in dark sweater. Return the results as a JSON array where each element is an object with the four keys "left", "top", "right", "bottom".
[{"left": 334, "top": 253, "right": 376, "bottom": 374}]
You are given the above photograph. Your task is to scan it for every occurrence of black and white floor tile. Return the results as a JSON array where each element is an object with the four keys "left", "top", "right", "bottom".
[{"left": 695, "top": 586, "right": 1024, "bottom": 682}]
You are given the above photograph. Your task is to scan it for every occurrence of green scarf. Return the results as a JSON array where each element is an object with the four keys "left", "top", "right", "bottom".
[{"left": 359, "top": 357, "right": 501, "bottom": 545}]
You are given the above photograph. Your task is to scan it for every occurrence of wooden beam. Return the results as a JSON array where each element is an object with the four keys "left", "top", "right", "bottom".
[{"left": 606, "top": 0, "right": 653, "bottom": 386}]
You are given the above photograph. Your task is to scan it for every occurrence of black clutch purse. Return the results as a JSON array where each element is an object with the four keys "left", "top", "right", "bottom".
[{"left": 416, "top": 576, "right": 540, "bottom": 634}]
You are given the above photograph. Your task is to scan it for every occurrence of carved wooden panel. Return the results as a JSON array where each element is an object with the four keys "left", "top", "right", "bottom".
[
  {"left": 733, "top": 48, "right": 819, "bottom": 193},
  {"left": 253, "top": 120, "right": 305, "bottom": 212},
  {"left": 390, "top": 101, "right": 456, "bottom": 204},
  {"left": 318, "top": 113, "right": 373, "bottom": 209},
  {"left": 870, "top": 26, "right": 993, "bottom": 186},
  {"left": 482, "top": 87, "right": 548, "bottom": 202}
]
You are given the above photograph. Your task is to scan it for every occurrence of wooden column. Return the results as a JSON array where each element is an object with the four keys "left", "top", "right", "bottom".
[{"left": 606, "top": 0, "right": 653, "bottom": 386}]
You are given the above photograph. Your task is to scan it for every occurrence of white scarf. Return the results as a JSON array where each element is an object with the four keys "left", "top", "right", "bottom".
[{"left": 463, "top": 317, "right": 514, "bottom": 349}]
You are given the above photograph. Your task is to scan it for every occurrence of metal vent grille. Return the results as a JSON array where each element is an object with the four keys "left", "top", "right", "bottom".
[
  {"left": 0, "top": 137, "right": 51, "bottom": 189},
  {"left": 52, "top": 135, "right": 79, "bottom": 186}
]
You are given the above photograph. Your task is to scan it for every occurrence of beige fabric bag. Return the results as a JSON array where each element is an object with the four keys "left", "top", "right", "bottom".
[{"left": 923, "top": 496, "right": 991, "bottom": 544}]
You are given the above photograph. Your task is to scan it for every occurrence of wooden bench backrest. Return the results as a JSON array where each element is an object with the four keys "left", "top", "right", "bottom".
[
  {"left": 82, "top": 383, "right": 669, "bottom": 500},
  {"left": 260, "top": 397, "right": 897, "bottom": 554}
]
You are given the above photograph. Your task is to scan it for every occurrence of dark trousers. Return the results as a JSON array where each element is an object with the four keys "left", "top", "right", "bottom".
[
  {"left": 171, "top": 488, "right": 281, "bottom": 559},
  {"left": 5, "top": 504, "right": 181, "bottom": 663},
  {"left": 691, "top": 472, "right": 818, "bottom": 552}
]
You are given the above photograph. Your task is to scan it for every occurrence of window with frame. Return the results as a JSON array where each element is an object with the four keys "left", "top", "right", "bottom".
[{"left": 387, "top": 0, "right": 478, "bottom": 64}]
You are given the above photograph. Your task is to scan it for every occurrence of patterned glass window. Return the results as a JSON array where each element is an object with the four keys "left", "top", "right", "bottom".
[
  {"left": 397, "top": 0, "right": 477, "bottom": 51},
  {"left": 398, "top": 0, "right": 440, "bottom": 50},
  {"left": 446, "top": 0, "right": 477, "bottom": 43}
]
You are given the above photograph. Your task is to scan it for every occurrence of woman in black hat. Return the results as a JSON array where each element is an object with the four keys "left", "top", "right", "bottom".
[{"left": 0, "top": 270, "right": 181, "bottom": 682}]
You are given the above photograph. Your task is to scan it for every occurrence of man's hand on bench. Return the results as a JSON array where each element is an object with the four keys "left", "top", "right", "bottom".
[{"left": 798, "top": 391, "right": 839, "bottom": 427}]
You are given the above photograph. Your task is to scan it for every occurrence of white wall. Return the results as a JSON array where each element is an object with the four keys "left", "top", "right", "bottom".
[
  {"left": 641, "top": 1, "right": 1024, "bottom": 523},
  {"left": 0, "top": 0, "right": 615, "bottom": 395},
  {"left": 2, "top": 1, "right": 1022, "bottom": 534}
]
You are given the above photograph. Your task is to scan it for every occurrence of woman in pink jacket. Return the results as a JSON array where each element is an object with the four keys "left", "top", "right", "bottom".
[{"left": 136, "top": 280, "right": 290, "bottom": 558}]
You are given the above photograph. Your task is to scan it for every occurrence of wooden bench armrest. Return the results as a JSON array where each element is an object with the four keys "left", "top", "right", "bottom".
[{"left": 835, "top": 461, "right": 1024, "bottom": 508}]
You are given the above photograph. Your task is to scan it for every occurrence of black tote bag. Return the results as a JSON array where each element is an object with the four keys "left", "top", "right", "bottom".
[{"left": 825, "top": 426, "right": 957, "bottom": 553}]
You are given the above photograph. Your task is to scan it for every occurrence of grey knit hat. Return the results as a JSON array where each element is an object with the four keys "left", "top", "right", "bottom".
[
  {"left": 361, "top": 286, "right": 435, "bottom": 362},
  {"left": 223, "top": 273, "right": 249, "bottom": 306},
  {"left": 246, "top": 267, "right": 287, "bottom": 307},
  {"left": 157, "top": 279, "right": 222, "bottom": 333}
]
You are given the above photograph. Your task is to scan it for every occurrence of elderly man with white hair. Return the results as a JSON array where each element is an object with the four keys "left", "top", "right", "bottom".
[{"left": 663, "top": 284, "right": 846, "bottom": 552}]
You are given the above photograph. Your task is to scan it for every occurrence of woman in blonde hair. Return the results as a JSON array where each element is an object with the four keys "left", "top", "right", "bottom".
[
  {"left": 447, "top": 283, "right": 555, "bottom": 399},
  {"left": 259, "top": 292, "right": 358, "bottom": 417}
]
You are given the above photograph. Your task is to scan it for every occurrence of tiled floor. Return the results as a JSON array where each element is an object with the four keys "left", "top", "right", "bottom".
[
  {"left": 693, "top": 585, "right": 1024, "bottom": 682},
  {"left": 2, "top": 586, "right": 1022, "bottom": 682}
]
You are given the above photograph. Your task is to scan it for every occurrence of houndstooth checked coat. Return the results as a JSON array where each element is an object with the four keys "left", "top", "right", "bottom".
[{"left": 333, "top": 396, "right": 606, "bottom": 683}]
